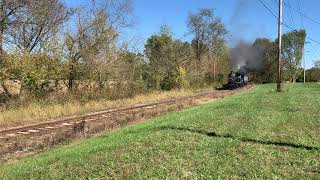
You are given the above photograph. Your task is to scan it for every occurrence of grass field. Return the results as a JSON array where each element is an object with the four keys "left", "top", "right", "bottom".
[{"left": 1, "top": 84, "right": 320, "bottom": 179}]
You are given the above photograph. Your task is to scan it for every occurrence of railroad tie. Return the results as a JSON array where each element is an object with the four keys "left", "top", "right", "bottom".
[
  {"left": 144, "top": 105, "right": 156, "bottom": 109},
  {"left": 37, "top": 128, "right": 49, "bottom": 131},
  {"left": 44, "top": 126, "right": 58, "bottom": 130},
  {"left": 85, "top": 118, "right": 97, "bottom": 122},
  {"left": 6, "top": 133, "right": 16, "bottom": 137},
  {"left": 17, "top": 132, "right": 30, "bottom": 135},
  {"left": 27, "top": 130, "right": 40, "bottom": 133},
  {"left": 61, "top": 123, "right": 73, "bottom": 126},
  {"left": 55, "top": 123, "right": 73, "bottom": 127}
]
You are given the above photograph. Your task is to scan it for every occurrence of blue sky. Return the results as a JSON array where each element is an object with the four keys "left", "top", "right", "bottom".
[{"left": 66, "top": 0, "right": 320, "bottom": 68}]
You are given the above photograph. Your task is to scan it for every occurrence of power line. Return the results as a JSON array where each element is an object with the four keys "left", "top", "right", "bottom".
[
  {"left": 272, "top": 0, "right": 296, "bottom": 48},
  {"left": 295, "top": 0, "right": 306, "bottom": 79},
  {"left": 286, "top": 0, "right": 296, "bottom": 28},
  {"left": 296, "top": 0, "right": 305, "bottom": 28},
  {"left": 285, "top": 25, "right": 320, "bottom": 45},
  {"left": 285, "top": 0, "right": 320, "bottom": 59},
  {"left": 257, "top": 0, "right": 320, "bottom": 45},
  {"left": 258, "top": 0, "right": 278, "bottom": 19},
  {"left": 283, "top": 0, "right": 320, "bottom": 25},
  {"left": 286, "top": 0, "right": 320, "bottom": 62}
]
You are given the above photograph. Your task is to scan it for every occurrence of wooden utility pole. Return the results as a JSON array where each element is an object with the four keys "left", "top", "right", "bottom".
[
  {"left": 303, "top": 47, "right": 310, "bottom": 84},
  {"left": 213, "top": 56, "right": 216, "bottom": 81},
  {"left": 304, "top": 55, "right": 306, "bottom": 83},
  {"left": 277, "top": 0, "right": 283, "bottom": 92}
]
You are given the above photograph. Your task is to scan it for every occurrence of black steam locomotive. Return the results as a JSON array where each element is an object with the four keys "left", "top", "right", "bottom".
[{"left": 223, "top": 71, "right": 248, "bottom": 89}]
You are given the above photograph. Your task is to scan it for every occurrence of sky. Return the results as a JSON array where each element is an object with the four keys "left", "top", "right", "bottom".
[{"left": 66, "top": 0, "right": 320, "bottom": 69}]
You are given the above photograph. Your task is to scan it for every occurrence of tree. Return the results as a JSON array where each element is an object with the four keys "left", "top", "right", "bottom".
[
  {"left": 0, "top": 0, "right": 27, "bottom": 53},
  {"left": 144, "top": 25, "right": 175, "bottom": 89},
  {"left": 144, "top": 25, "right": 196, "bottom": 90},
  {"left": 115, "top": 51, "right": 147, "bottom": 96},
  {"left": 251, "top": 38, "right": 277, "bottom": 83},
  {"left": 63, "top": 0, "right": 133, "bottom": 91},
  {"left": 8, "top": 0, "right": 71, "bottom": 53},
  {"left": 281, "top": 29, "right": 306, "bottom": 79},
  {"left": 306, "top": 69, "right": 320, "bottom": 82},
  {"left": 187, "top": 8, "right": 227, "bottom": 80},
  {"left": 261, "top": 41, "right": 278, "bottom": 83},
  {"left": 305, "top": 60, "right": 320, "bottom": 82},
  {"left": 314, "top": 60, "right": 320, "bottom": 69},
  {"left": 0, "top": 0, "right": 26, "bottom": 97}
]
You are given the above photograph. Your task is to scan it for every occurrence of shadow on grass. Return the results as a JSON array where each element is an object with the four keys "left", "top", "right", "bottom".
[{"left": 159, "top": 126, "right": 320, "bottom": 151}]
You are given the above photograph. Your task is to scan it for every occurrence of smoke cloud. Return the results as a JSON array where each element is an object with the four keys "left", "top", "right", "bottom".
[
  {"left": 228, "top": 0, "right": 267, "bottom": 71},
  {"left": 231, "top": 41, "right": 265, "bottom": 71}
]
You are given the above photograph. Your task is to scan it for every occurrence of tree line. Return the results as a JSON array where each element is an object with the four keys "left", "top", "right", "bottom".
[
  {"left": 0, "top": 0, "right": 318, "bottom": 107},
  {"left": 0, "top": 1, "right": 231, "bottom": 106},
  {"left": 237, "top": 29, "right": 320, "bottom": 84}
]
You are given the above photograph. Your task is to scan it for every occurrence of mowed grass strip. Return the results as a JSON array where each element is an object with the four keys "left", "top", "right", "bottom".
[{"left": 1, "top": 84, "right": 320, "bottom": 179}]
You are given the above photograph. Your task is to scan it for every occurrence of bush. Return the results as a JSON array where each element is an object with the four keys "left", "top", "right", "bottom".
[
  {"left": 160, "top": 76, "right": 176, "bottom": 91},
  {"left": 217, "top": 74, "right": 224, "bottom": 83},
  {"left": 176, "top": 67, "right": 188, "bottom": 89}
]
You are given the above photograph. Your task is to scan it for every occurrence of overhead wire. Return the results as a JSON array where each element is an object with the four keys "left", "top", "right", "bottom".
[
  {"left": 257, "top": 0, "right": 320, "bottom": 45},
  {"left": 294, "top": 0, "right": 320, "bottom": 65},
  {"left": 296, "top": 0, "right": 305, "bottom": 28},
  {"left": 295, "top": 0, "right": 306, "bottom": 72},
  {"left": 258, "top": 0, "right": 320, "bottom": 86},
  {"left": 282, "top": 0, "right": 320, "bottom": 26},
  {"left": 286, "top": 0, "right": 296, "bottom": 28},
  {"left": 284, "top": 0, "right": 320, "bottom": 59}
]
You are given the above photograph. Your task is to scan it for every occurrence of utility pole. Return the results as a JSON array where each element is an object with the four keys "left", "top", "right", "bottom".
[
  {"left": 304, "top": 50, "right": 310, "bottom": 83},
  {"left": 304, "top": 52, "right": 306, "bottom": 83},
  {"left": 303, "top": 44, "right": 310, "bottom": 84},
  {"left": 277, "top": 0, "right": 283, "bottom": 92},
  {"left": 213, "top": 57, "right": 216, "bottom": 81}
]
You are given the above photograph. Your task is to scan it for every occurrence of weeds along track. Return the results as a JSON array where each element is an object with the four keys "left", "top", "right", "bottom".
[{"left": 0, "top": 85, "right": 253, "bottom": 161}]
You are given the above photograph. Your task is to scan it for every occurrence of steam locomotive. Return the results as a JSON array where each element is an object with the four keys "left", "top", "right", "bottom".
[{"left": 223, "top": 71, "right": 249, "bottom": 89}]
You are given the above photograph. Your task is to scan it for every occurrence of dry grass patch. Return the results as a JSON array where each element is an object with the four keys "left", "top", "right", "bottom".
[{"left": 0, "top": 89, "right": 197, "bottom": 130}]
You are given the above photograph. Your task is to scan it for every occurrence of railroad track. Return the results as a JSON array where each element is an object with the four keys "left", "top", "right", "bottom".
[{"left": 0, "top": 85, "right": 253, "bottom": 161}]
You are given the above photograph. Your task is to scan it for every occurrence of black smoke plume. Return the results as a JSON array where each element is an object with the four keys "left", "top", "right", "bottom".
[{"left": 231, "top": 41, "right": 263, "bottom": 71}]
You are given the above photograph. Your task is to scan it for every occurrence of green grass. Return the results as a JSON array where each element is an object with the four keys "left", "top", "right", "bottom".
[{"left": 1, "top": 84, "right": 320, "bottom": 179}]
